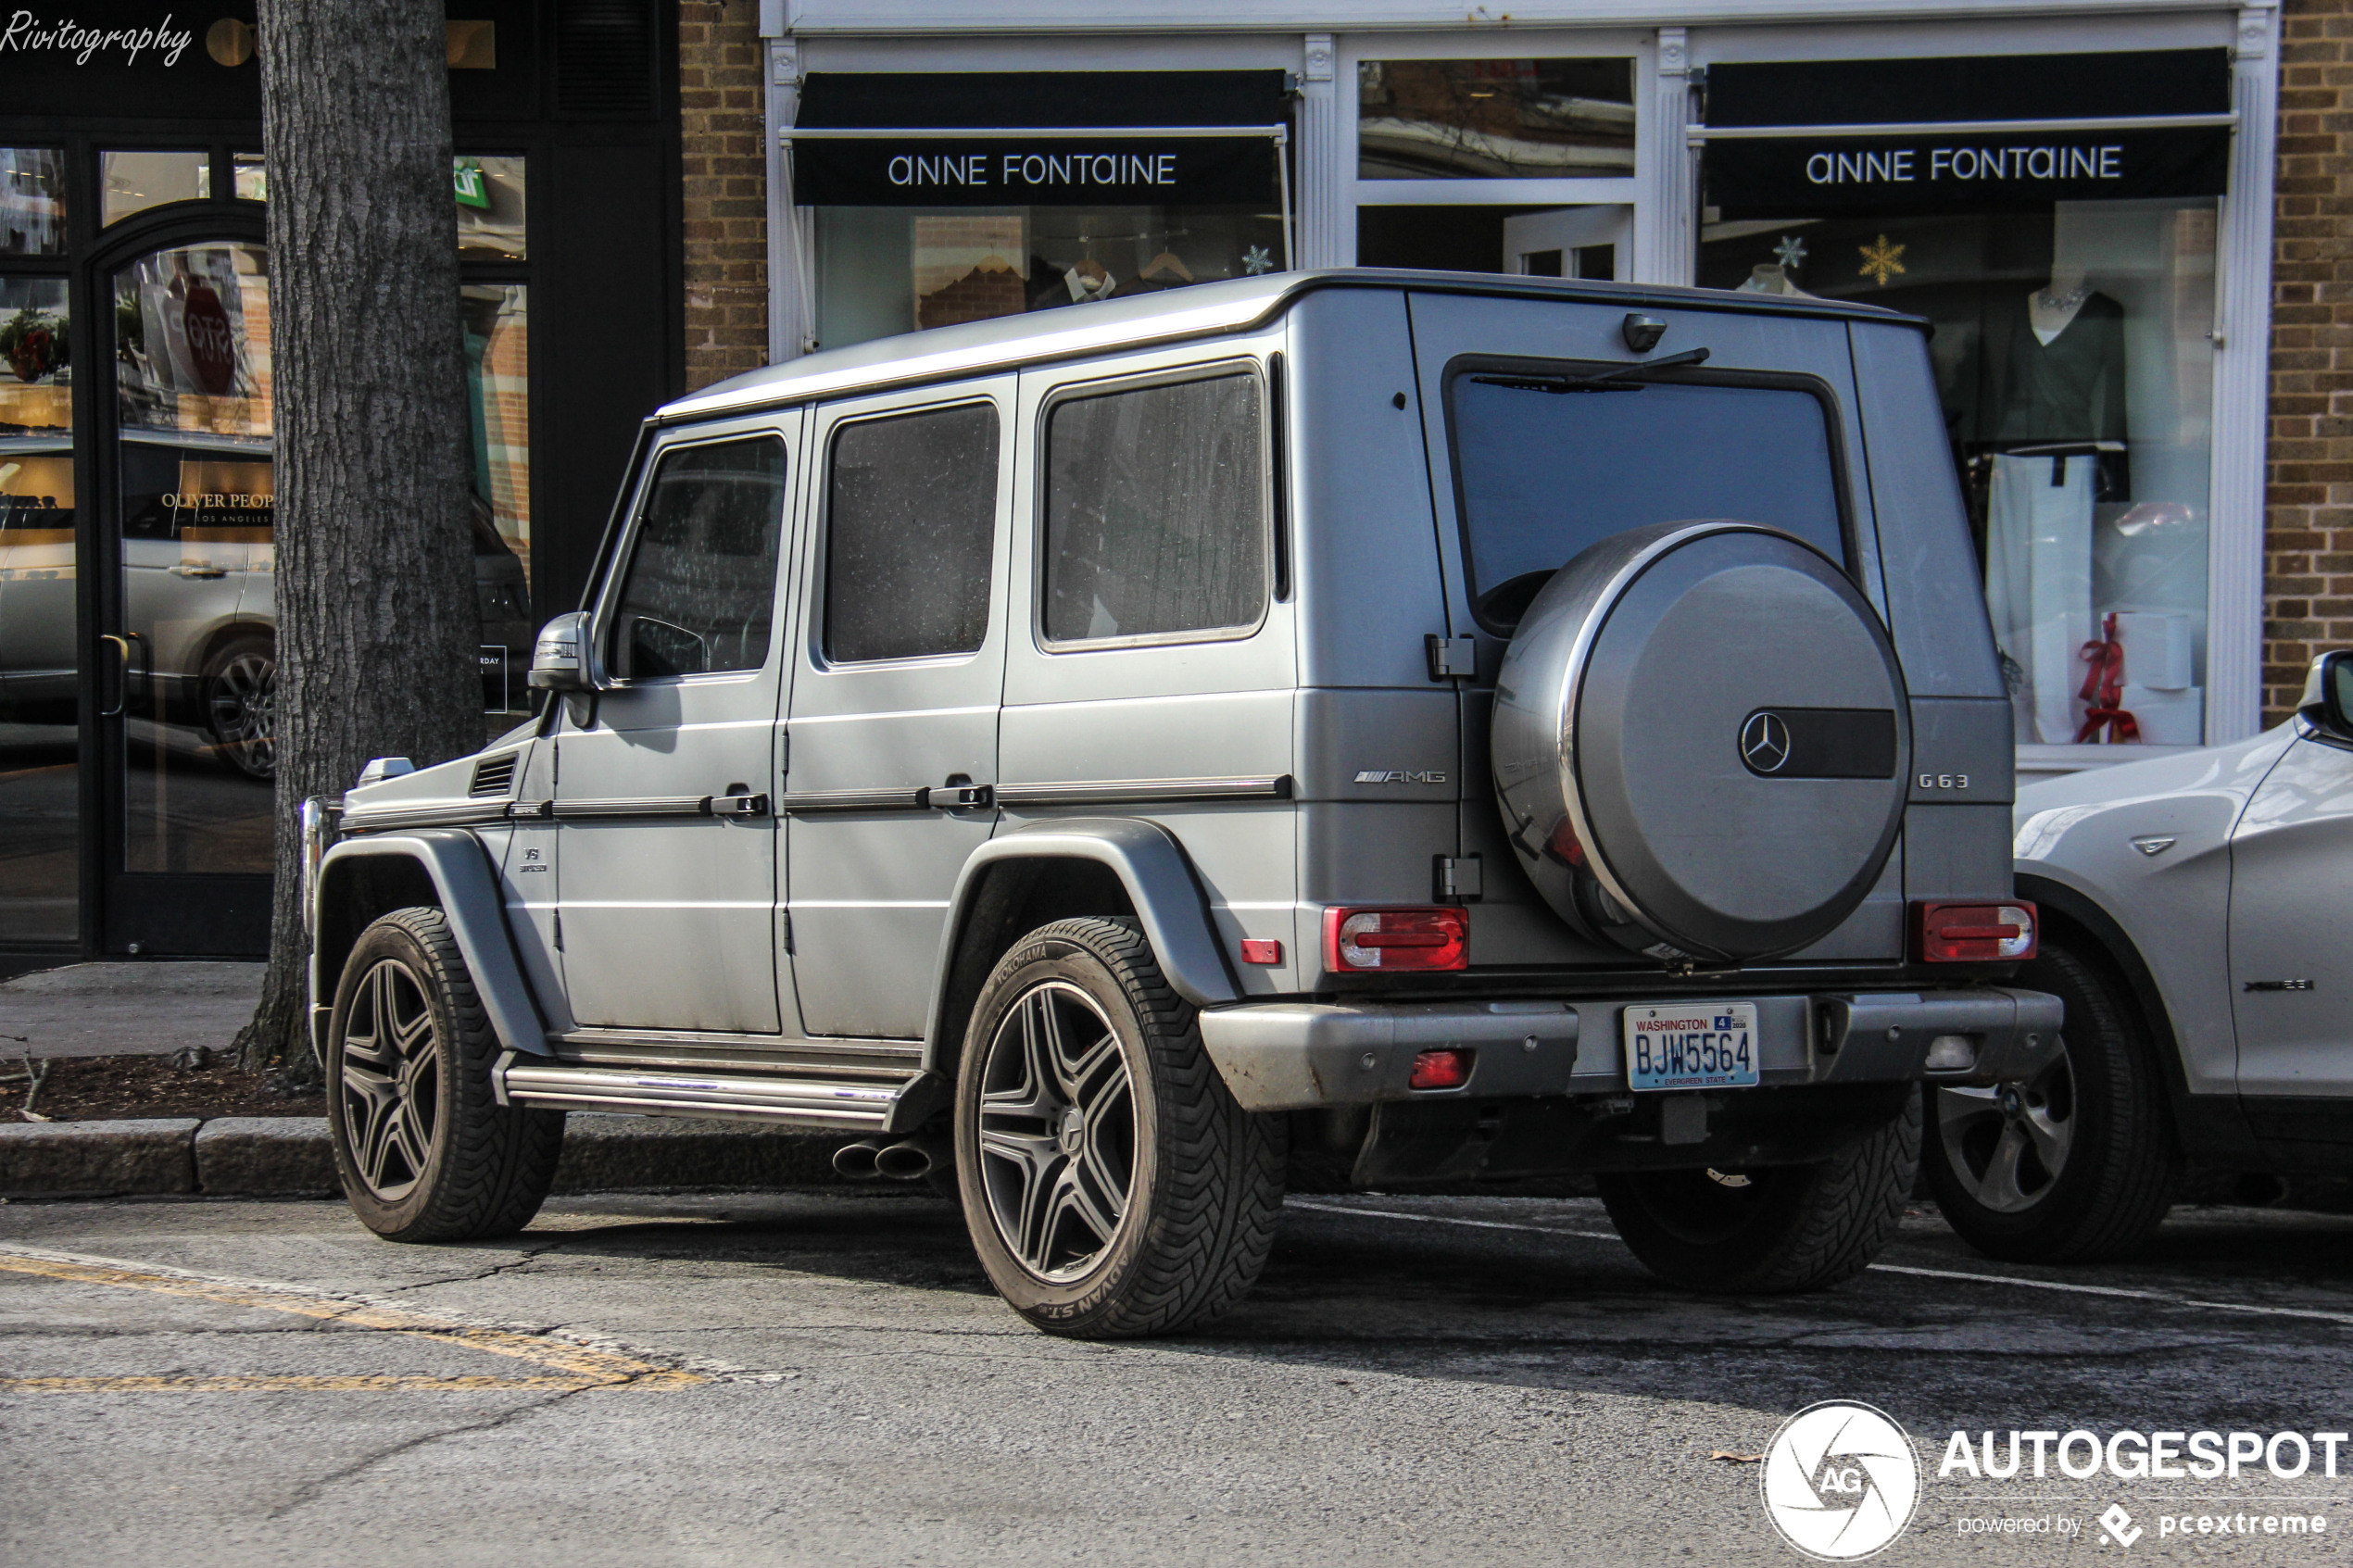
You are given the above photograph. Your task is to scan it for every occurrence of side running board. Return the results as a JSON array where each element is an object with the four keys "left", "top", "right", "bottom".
[{"left": 495, "top": 1058, "right": 948, "bottom": 1135}]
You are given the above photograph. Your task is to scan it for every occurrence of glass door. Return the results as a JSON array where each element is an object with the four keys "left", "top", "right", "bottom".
[
  {"left": 100, "top": 235, "right": 274, "bottom": 952},
  {"left": 0, "top": 272, "right": 79, "bottom": 948}
]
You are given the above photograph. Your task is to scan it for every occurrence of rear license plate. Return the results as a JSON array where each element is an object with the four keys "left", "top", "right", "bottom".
[{"left": 1623, "top": 1003, "right": 1760, "bottom": 1092}]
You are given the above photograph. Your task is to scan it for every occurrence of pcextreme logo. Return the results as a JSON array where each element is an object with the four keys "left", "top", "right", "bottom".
[{"left": 1762, "top": 1400, "right": 1923, "bottom": 1561}]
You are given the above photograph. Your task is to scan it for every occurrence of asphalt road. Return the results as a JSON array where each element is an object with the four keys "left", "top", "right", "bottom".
[{"left": 2, "top": 1186, "right": 2349, "bottom": 1567}]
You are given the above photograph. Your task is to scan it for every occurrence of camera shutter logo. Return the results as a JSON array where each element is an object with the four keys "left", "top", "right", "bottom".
[
  {"left": 1760, "top": 1401, "right": 1920, "bottom": 1560},
  {"left": 1742, "top": 710, "right": 1793, "bottom": 774}
]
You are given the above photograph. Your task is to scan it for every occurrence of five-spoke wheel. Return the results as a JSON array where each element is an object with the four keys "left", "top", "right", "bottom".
[
  {"left": 201, "top": 635, "right": 276, "bottom": 780},
  {"left": 1930, "top": 1034, "right": 2073, "bottom": 1214},
  {"left": 976, "top": 980, "right": 1137, "bottom": 1281},
  {"left": 1921, "top": 936, "right": 2180, "bottom": 1262},
  {"left": 338, "top": 953, "right": 442, "bottom": 1201},
  {"left": 953, "top": 917, "right": 1283, "bottom": 1338},
  {"left": 326, "top": 906, "right": 563, "bottom": 1243}
]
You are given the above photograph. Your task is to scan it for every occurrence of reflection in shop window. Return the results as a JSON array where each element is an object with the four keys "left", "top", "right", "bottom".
[
  {"left": 814, "top": 204, "right": 1284, "bottom": 350},
  {"left": 463, "top": 282, "right": 533, "bottom": 713},
  {"left": 225, "top": 153, "right": 526, "bottom": 261},
  {"left": 0, "top": 276, "right": 75, "bottom": 942},
  {"left": 0, "top": 150, "right": 66, "bottom": 256},
  {"left": 1357, "top": 59, "right": 1635, "bottom": 180},
  {"left": 102, "top": 150, "right": 210, "bottom": 226},
  {"left": 1701, "top": 200, "right": 2217, "bottom": 746}
]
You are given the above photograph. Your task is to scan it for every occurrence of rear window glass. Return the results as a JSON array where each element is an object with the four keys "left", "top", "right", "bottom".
[
  {"left": 1449, "top": 371, "right": 1846, "bottom": 630},
  {"left": 1042, "top": 371, "right": 1266, "bottom": 646},
  {"left": 824, "top": 401, "right": 1000, "bottom": 664}
]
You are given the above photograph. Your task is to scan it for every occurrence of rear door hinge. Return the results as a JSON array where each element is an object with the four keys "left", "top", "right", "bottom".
[
  {"left": 1435, "top": 854, "right": 1483, "bottom": 901},
  {"left": 1426, "top": 634, "right": 1476, "bottom": 681},
  {"left": 779, "top": 909, "right": 794, "bottom": 955}
]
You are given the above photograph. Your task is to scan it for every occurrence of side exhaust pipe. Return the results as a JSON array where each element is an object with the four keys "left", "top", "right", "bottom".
[
  {"left": 874, "top": 1133, "right": 951, "bottom": 1181},
  {"left": 831, "top": 1139, "right": 884, "bottom": 1179}
]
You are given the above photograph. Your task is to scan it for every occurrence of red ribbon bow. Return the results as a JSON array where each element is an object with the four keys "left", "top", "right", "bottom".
[{"left": 2074, "top": 611, "right": 2140, "bottom": 744}]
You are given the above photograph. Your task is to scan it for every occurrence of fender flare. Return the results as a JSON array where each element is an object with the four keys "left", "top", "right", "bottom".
[
  {"left": 924, "top": 818, "right": 1240, "bottom": 1061},
  {"left": 311, "top": 831, "right": 552, "bottom": 1061},
  {"left": 2014, "top": 869, "right": 2260, "bottom": 1164}
]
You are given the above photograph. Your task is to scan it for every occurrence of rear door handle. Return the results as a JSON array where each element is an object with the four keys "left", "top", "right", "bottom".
[{"left": 929, "top": 783, "right": 993, "bottom": 809}]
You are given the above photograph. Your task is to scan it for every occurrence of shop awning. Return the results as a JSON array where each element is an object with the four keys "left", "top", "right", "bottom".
[
  {"left": 1698, "top": 49, "right": 2233, "bottom": 217},
  {"left": 786, "top": 70, "right": 1293, "bottom": 208}
]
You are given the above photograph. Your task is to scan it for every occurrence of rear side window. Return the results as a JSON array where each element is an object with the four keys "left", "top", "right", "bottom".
[
  {"left": 611, "top": 436, "right": 789, "bottom": 679},
  {"left": 1043, "top": 370, "right": 1266, "bottom": 646},
  {"left": 824, "top": 401, "right": 1000, "bottom": 663},
  {"left": 1449, "top": 371, "right": 1847, "bottom": 631}
]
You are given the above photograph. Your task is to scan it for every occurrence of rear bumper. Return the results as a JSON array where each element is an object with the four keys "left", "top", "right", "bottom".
[{"left": 1198, "top": 986, "right": 2061, "bottom": 1113}]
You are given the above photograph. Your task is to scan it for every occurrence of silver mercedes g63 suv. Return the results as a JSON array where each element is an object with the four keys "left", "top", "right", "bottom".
[{"left": 306, "top": 270, "right": 2058, "bottom": 1338}]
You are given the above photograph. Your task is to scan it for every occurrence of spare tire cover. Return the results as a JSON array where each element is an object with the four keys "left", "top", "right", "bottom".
[{"left": 1492, "top": 521, "right": 1909, "bottom": 962}]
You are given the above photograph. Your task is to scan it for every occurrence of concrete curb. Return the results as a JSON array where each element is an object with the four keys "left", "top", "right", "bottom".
[{"left": 1, "top": 1114, "right": 864, "bottom": 1198}]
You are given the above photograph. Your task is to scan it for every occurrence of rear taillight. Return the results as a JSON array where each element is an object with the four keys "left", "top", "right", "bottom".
[
  {"left": 1915, "top": 900, "right": 2038, "bottom": 963},
  {"left": 1324, "top": 906, "right": 1469, "bottom": 972}
]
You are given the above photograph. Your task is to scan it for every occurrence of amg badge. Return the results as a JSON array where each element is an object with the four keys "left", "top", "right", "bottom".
[{"left": 1354, "top": 770, "right": 1447, "bottom": 784}]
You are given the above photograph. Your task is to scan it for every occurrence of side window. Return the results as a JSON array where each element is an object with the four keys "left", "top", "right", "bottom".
[
  {"left": 610, "top": 435, "right": 788, "bottom": 679},
  {"left": 1042, "top": 370, "right": 1266, "bottom": 646},
  {"left": 824, "top": 401, "right": 1000, "bottom": 663}
]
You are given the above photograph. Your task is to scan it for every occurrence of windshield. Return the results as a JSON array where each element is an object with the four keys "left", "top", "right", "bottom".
[{"left": 1449, "top": 371, "right": 1847, "bottom": 630}]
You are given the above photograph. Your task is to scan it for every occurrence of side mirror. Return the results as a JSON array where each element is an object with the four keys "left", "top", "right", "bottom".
[
  {"left": 2298, "top": 650, "right": 2353, "bottom": 743},
  {"left": 528, "top": 611, "right": 593, "bottom": 693}
]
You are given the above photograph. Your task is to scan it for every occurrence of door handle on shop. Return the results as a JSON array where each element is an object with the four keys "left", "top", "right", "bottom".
[{"left": 97, "top": 633, "right": 133, "bottom": 718}]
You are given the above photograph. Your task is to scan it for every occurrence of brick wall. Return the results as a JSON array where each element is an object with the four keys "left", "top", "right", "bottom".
[
  {"left": 2268, "top": 0, "right": 2353, "bottom": 725},
  {"left": 678, "top": 0, "right": 769, "bottom": 392}
]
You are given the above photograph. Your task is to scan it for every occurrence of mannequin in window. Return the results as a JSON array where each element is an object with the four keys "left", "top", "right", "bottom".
[{"left": 1982, "top": 227, "right": 2129, "bottom": 745}]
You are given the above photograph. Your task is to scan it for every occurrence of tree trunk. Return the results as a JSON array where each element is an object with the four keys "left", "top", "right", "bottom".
[{"left": 237, "top": 0, "right": 481, "bottom": 1077}]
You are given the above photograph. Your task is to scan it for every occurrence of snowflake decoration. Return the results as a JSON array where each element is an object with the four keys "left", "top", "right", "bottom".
[
  {"left": 1856, "top": 233, "right": 1906, "bottom": 287},
  {"left": 1242, "top": 245, "right": 1274, "bottom": 276},
  {"left": 1772, "top": 234, "right": 1807, "bottom": 270}
]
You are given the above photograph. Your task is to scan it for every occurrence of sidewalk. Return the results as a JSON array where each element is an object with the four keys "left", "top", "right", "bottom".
[{"left": 0, "top": 961, "right": 264, "bottom": 1060}]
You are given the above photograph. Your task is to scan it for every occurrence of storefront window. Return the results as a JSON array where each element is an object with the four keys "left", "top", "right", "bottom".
[
  {"left": 463, "top": 280, "right": 533, "bottom": 709},
  {"left": 1700, "top": 50, "right": 2229, "bottom": 748},
  {"left": 102, "top": 150, "right": 210, "bottom": 226},
  {"left": 0, "top": 150, "right": 67, "bottom": 256},
  {"left": 0, "top": 276, "right": 76, "bottom": 942},
  {"left": 815, "top": 204, "right": 1282, "bottom": 348},
  {"left": 1357, "top": 59, "right": 1634, "bottom": 180},
  {"left": 793, "top": 69, "right": 1292, "bottom": 352},
  {"left": 225, "top": 153, "right": 526, "bottom": 260}
]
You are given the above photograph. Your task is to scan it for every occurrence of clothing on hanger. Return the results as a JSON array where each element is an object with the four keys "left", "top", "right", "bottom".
[
  {"left": 1984, "top": 450, "right": 2095, "bottom": 744},
  {"left": 1994, "top": 289, "right": 2127, "bottom": 447}
]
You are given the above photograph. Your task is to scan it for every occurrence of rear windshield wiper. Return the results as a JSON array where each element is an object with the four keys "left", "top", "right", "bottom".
[{"left": 1472, "top": 346, "right": 1711, "bottom": 395}]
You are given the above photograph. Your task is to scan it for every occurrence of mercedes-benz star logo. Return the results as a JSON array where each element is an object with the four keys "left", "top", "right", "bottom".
[{"left": 1742, "top": 710, "right": 1793, "bottom": 774}]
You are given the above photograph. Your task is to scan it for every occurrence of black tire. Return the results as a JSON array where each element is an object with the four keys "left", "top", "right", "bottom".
[
  {"left": 1596, "top": 1093, "right": 1919, "bottom": 1292},
  {"left": 953, "top": 917, "right": 1285, "bottom": 1338},
  {"left": 326, "top": 907, "right": 564, "bottom": 1242},
  {"left": 199, "top": 633, "right": 276, "bottom": 780},
  {"left": 1922, "top": 937, "right": 2180, "bottom": 1262}
]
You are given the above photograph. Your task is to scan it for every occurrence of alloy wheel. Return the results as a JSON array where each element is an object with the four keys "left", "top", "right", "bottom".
[
  {"left": 339, "top": 957, "right": 442, "bottom": 1201},
  {"left": 1933, "top": 1034, "right": 2074, "bottom": 1213},
  {"left": 206, "top": 648, "right": 277, "bottom": 777},
  {"left": 976, "top": 980, "right": 1138, "bottom": 1281}
]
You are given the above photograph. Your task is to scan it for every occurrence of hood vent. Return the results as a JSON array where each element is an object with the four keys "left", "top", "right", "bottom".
[{"left": 469, "top": 753, "right": 519, "bottom": 797}]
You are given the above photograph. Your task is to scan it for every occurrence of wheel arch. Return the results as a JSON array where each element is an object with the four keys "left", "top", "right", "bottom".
[
  {"left": 2014, "top": 871, "right": 2256, "bottom": 1163},
  {"left": 311, "top": 831, "right": 550, "bottom": 1065},
  {"left": 923, "top": 819, "right": 1240, "bottom": 1079}
]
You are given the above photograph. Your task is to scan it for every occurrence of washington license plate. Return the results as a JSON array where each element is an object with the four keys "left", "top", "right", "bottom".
[{"left": 1623, "top": 1003, "right": 1760, "bottom": 1092}]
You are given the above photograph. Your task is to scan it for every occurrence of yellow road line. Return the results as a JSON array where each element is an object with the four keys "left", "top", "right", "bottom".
[{"left": 0, "top": 1248, "right": 702, "bottom": 1392}]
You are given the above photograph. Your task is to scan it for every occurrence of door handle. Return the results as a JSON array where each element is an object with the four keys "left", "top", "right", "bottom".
[
  {"left": 97, "top": 633, "right": 133, "bottom": 718},
  {"left": 929, "top": 781, "right": 994, "bottom": 810}
]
